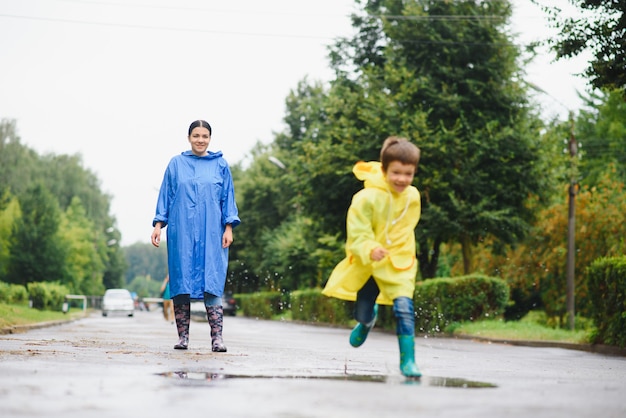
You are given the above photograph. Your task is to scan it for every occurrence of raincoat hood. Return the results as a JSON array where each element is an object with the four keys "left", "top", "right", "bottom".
[{"left": 353, "top": 161, "right": 391, "bottom": 193}]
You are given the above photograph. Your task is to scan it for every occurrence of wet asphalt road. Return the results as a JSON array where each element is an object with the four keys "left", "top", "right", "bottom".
[{"left": 0, "top": 309, "right": 625, "bottom": 418}]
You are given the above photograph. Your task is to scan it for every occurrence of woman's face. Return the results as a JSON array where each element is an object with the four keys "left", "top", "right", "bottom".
[{"left": 188, "top": 127, "right": 211, "bottom": 156}]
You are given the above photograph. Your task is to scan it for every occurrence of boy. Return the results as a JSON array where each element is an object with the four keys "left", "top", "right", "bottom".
[{"left": 322, "top": 136, "right": 422, "bottom": 377}]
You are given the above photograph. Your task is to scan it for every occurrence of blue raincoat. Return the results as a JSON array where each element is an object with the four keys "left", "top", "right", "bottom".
[{"left": 153, "top": 150, "right": 240, "bottom": 299}]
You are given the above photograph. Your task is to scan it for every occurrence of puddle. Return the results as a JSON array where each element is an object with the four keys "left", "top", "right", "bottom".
[{"left": 158, "top": 371, "right": 496, "bottom": 388}]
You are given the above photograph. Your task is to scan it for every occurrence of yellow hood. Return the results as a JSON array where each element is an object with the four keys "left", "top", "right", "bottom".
[{"left": 353, "top": 161, "right": 389, "bottom": 192}]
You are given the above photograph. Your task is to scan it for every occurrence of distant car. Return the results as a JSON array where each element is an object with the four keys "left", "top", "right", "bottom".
[
  {"left": 102, "top": 289, "right": 135, "bottom": 317},
  {"left": 222, "top": 292, "right": 237, "bottom": 316},
  {"left": 189, "top": 292, "right": 237, "bottom": 319}
]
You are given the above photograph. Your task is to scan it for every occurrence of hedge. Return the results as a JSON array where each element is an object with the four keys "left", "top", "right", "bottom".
[
  {"left": 587, "top": 256, "right": 626, "bottom": 348},
  {"left": 290, "top": 289, "right": 353, "bottom": 324},
  {"left": 237, "top": 274, "right": 509, "bottom": 335},
  {"left": 414, "top": 274, "right": 509, "bottom": 334},
  {"left": 0, "top": 282, "right": 29, "bottom": 304},
  {"left": 26, "top": 282, "right": 70, "bottom": 311},
  {"left": 236, "top": 291, "right": 289, "bottom": 319}
]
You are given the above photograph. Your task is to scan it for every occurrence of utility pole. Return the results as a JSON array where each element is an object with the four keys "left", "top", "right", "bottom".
[{"left": 566, "top": 111, "right": 577, "bottom": 331}]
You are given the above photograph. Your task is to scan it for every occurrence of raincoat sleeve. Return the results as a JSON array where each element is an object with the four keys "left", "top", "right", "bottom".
[
  {"left": 152, "top": 159, "right": 176, "bottom": 228},
  {"left": 220, "top": 162, "right": 241, "bottom": 228},
  {"left": 346, "top": 190, "right": 382, "bottom": 266}
]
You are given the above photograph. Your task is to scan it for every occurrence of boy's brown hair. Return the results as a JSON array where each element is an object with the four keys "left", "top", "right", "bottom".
[{"left": 380, "top": 136, "right": 421, "bottom": 172}]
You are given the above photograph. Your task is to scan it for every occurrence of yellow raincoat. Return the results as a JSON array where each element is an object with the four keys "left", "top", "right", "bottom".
[{"left": 322, "top": 161, "right": 421, "bottom": 305}]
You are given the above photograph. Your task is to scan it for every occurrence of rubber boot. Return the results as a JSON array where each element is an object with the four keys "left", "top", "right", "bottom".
[
  {"left": 173, "top": 303, "right": 190, "bottom": 350},
  {"left": 349, "top": 304, "right": 378, "bottom": 347},
  {"left": 398, "top": 335, "right": 422, "bottom": 378},
  {"left": 206, "top": 305, "right": 227, "bottom": 352}
]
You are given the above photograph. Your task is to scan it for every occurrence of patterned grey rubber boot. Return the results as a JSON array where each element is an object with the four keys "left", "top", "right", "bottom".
[
  {"left": 206, "top": 305, "right": 227, "bottom": 352},
  {"left": 173, "top": 303, "right": 190, "bottom": 350}
]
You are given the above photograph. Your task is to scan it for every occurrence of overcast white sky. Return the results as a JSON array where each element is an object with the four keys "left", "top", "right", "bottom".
[{"left": 0, "top": 0, "right": 591, "bottom": 246}]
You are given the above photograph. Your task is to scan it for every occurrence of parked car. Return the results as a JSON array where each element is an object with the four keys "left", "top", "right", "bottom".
[
  {"left": 222, "top": 291, "right": 237, "bottom": 316},
  {"left": 102, "top": 288, "right": 135, "bottom": 317},
  {"left": 189, "top": 292, "right": 237, "bottom": 320}
]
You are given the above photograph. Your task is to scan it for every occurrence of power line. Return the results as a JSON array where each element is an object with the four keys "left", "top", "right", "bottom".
[
  {"left": 0, "top": 12, "right": 524, "bottom": 47},
  {"left": 59, "top": 0, "right": 510, "bottom": 20},
  {"left": 59, "top": 0, "right": 353, "bottom": 19},
  {"left": 0, "top": 13, "right": 336, "bottom": 40}
]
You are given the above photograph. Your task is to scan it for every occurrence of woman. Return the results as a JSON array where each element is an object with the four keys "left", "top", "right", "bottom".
[{"left": 151, "top": 120, "right": 240, "bottom": 352}]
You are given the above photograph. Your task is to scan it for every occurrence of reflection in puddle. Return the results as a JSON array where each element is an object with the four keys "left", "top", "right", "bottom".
[{"left": 158, "top": 371, "right": 496, "bottom": 388}]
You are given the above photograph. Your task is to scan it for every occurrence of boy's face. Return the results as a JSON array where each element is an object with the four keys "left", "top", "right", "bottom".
[{"left": 384, "top": 161, "right": 416, "bottom": 194}]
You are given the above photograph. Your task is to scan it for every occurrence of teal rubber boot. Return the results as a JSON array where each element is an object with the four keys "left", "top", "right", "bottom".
[
  {"left": 349, "top": 304, "right": 378, "bottom": 347},
  {"left": 398, "top": 335, "right": 422, "bottom": 378}
]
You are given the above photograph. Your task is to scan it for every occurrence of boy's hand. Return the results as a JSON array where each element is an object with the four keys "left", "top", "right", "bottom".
[{"left": 370, "top": 247, "right": 389, "bottom": 262}]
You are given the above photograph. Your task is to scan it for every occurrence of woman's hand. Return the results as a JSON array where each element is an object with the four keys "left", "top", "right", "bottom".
[
  {"left": 222, "top": 224, "right": 234, "bottom": 248},
  {"left": 151, "top": 223, "right": 162, "bottom": 248}
]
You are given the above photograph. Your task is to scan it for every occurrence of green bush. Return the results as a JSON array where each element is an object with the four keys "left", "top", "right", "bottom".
[
  {"left": 0, "top": 282, "right": 29, "bottom": 304},
  {"left": 587, "top": 256, "right": 626, "bottom": 348},
  {"left": 290, "top": 289, "right": 353, "bottom": 324},
  {"left": 414, "top": 274, "right": 509, "bottom": 334},
  {"left": 27, "top": 282, "right": 70, "bottom": 311},
  {"left": 236, "top": 275, "right": 509, "bottom": 334},
  {"left": 237, "top": 291, "right": 289, "bottom": 319}
]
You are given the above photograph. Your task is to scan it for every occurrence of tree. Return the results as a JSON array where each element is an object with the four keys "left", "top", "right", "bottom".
[
  {"left": 57, "top": 197, "right": 106, "bottom": 295},
  {"left": 102, "top": 242, "right": 127, "bottom": 290},
  {"left": 576, "top": 89, "right": 626, "bottom": 185},
  {"left": 0, "top": 191, "right": 20, "bottom": 280},
  {"left": 7, "top": 183, "right": 68, "bottom": 286},
  {"left": 538, "top": 0, "right": 626, "bottom": 93},
  {"left": 228, "top": 144, "right": 304, "bottom": 292},
  {"left": 1, "top": 119, "right": 125, "bottom": 291},
  {"left": 477, "top": 171, "right": 626, "bottom": 324},
  {"left": 323, "top": 0, "right": 548, "bottom": 276},
  {"left": 235, "top": 0, "right": 556, "bottom": 290},
  {"left": 40, "top": 153, "right": 112, "bottom": 222},
  {"left": 123, "top": 242, "right": 168, "bottom": 286},
  {"left": 0, "top": 119, "right": 40, "bottom": 198}
]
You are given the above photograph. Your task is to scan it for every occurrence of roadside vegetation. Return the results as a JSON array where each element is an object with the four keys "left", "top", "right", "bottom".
[
  {"left": 0, "top": 303, "right": 85, "bottom": 330},
  {"left": 447, "top": 311, "right": 593, "bottom": 344}
]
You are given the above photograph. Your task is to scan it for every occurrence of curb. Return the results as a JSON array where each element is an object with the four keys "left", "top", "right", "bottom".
[
  {"left": 455, "top": 334, "right": 626, "bottom": 357},
  {"left": 1, "top": 317, "right": 82, "bottom": 335}
]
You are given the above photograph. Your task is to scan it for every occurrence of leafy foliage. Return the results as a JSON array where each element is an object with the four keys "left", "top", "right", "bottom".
[
  {"left": 577, "top": 89, "right": 626, "bottom": 185},
  {"left": 57, "top": 197, "right": 105, "bottom": 295},
  {"left": 0, "top": 282, "right": 28, "bottom": 304},
  {"left": 123, "top": 242, "right": 168, "bottom": 285},
  {"left": 255, "top": 0, "right": 551, "bottom": 284},
  {"left": 0, "top": 192, "right": 20, "bottom": 279},
  {"left": 27, "top": 281, "right": 70, "bottom": 311},
  {"left": 7, "top": 183, "right": 68, "bottom": 287},
  {"left": 538, "top": 0, "right": 626, "bottom": 93},
  {"left": 414, "top": 274, "right": 509, "bottom": 334},
  {"left": 587, "top": 256, "right": 626, "bottom": 348},
  {"left": 127, "top": 275, "right": 162, "bottom": 299},
  {"left": 476, "top": 171, "right": 626, "bottom": 324},
  {"left": 0, "top": 119, "right": 124, "bottom": 294}
]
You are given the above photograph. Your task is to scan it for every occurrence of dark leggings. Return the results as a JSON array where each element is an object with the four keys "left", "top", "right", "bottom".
[{"left": 354, "top": 277, "right": 415, "bottom": 336}]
